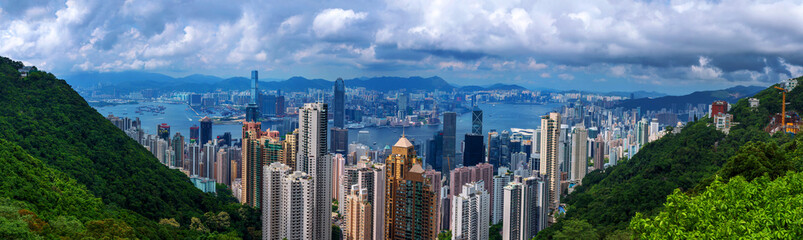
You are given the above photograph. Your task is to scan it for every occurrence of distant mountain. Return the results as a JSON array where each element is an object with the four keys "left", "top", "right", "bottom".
[
  {"left": 458, "top": 83, "right": 527, "bottom": 91},
  {"left": 345, "top": 76, "right": 455, "bottom": 91},
  {"left": 560, "top": 90, "right": 667, "bottom": 99},
  {"left": 614, "top": 85, "right": 766, "bottom": 111}
]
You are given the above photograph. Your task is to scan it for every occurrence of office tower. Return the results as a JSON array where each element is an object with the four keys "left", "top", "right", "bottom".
[
  {"left": 276, "top": 95, "right": 286, "bottom": 115},
  {"left": 385, "top": 135, "right": 438, "bottom": 240},
  {"left": 156, "top": 138, "right": 168, "bottom": 165},
  {"left": 636, "top": 118, "right": 649, "bottom": 147},
  {"left": 262, "top": 162, "right": 291, "bottom": 240},
  {"left": 372, "top": 164, "right": 386, "bottom": 240},
  {"left": 593, "top": 140, "right": 606, "bottom": 170},
  {"left": 157, "top": 123, "right": 170, "bottom": 141},
  {"left": 281, "top": 171, "right": 315, "bottom": 240},
  {"left": 559, "top": 124, "right": 571, "bottom": 176},
  {"left": 540, "top": 112, "right": 561, "bottom": 210},
  {"left": 330, "top": 128, "right": 349, "bottom": 156},
  {"left": 492, "top": 171, "right": 512, "bottom": 224},
  {"left": 216, "top": 148, "right": 231, "bottom": 186},
  {"left": 344, "top": 187, "right": 373, "bottom": 240},
  {"left": 172, "top": 133, "right": 184, "bottom": 168},
  {"left": 260, "top": 94, "right": 277, "bottom": 116},
  {"left": 190, "top": 125, "right": 199, "bottom": 143},
  {"left": 500, "top": 130, "right": 511, "bottom": 168},
  {"left": 451, "top": 182, "right": 490, "bottom": 240},
  {"left": 217, "top": 132, "right": 232, "bottom": 147},
  {"left": 281, "top": 129, "right": 298, "bottom": 170},
  {"left": 571, "top": 125, "right": 588, "bottom": 182},
  {"left": 358, "top": 130, "right": 370, "bottom": 146},
  {"left": 443, "top": 112, "right": 457, "bottom": 174},
  {"left": 297, "top": 102, "right": 332, "bottom": 240},
  {"left": 334, "top": 78, "right": 345, "bottom": 128},
  {"left": 471, "top": 105, "right": 483, "bottom": 135},
  {"left": 200, "top": 116, "right": 213, "bottom": 147},
  {"left": 487, "top": 130, "right": 500, "bottom": 172},
  {"left": 649, "top": 118, "right": 660, "bottom": 139},
  {"left": 188, "top": 142, "right": 200, "bottom": 175},
  {"left": 246, "top": 70, "right": 260, "bottom": 122},
  {"left": 397, "top": 93, "right": 408, "bottom": 118},
  {"left": 447, "top": 163, "right": 492, "bottom": 228},
  {"left": 203, "top": 142, "right": 216, "bottom": 178},
  {"left": 463, "top": 133, "right": 485, "bottom": 167},
  {"left": 427, "top": 131, "right": 443, "bottom": 171},
  {"left": 503, "top": 182, "right": 522, "bottom": 240},
  {"left": 510, "top": 152, "right": 527, "bottom": 172}
]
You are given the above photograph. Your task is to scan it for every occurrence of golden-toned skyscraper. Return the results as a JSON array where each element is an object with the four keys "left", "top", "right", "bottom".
[
  {"left": 384, "top": 135, "right": 438, "bottom": 240},
  {"left": 281, "top": 129, "right": 298, "bottom": 169},
  {"left": 241, "top": 121, "right": 282, "bottom": 207},
  {"left": 540, "top": 112, "right": 561, "bottom": 210}
]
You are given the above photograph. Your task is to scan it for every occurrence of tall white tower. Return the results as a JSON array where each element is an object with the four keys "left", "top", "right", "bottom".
[{"left": 297, "top": 102, "right": 332, "bottom": 240}]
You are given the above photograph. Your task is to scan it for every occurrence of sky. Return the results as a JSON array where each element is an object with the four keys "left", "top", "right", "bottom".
[{"left": 2, "top": 0, "right": 803, "bottom": 94}]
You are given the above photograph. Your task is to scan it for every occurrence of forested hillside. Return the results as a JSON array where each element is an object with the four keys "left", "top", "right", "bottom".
[
  {"left": 538, "top": 78, "right": 803, "bottom": 239},
  {"left": 0, "top": 56, "right": 260, "bottom": 238}
]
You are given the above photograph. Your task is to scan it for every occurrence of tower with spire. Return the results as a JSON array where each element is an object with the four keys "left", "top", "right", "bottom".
[{"left": 384, "top": 135, "right": 438, "bottom": 240}]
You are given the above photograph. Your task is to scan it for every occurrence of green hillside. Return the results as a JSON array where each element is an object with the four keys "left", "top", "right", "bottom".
[
  {"left": 538, "top": 79, "right": 803, "bottom": 239},
  {"left": 0, "top": 56, "right": 259, "bottom": 238}
]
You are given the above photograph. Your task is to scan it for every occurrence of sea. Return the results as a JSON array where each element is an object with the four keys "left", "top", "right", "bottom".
[{"left": 92, "top": 102, "right": 562, "bottom": 150}]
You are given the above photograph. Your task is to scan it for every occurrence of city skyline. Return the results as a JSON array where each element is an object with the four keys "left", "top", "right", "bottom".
[{"left": 3, "top": 1, "right": 803, "bottom": 94}]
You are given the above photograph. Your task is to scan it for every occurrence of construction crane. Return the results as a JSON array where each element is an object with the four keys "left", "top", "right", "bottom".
[{"left": 774, "top": 86, "right": 789, "bottom": 131}]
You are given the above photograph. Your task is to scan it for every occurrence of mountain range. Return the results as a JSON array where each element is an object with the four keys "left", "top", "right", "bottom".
[{"left": 613, "top": 85, "right": 766, "bottom": 112}]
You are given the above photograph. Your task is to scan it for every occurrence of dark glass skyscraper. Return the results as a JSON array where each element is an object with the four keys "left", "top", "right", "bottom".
[
  {"left": 333, "top": 78, "right": 345, "bottom": 128},
  {"left": 330, "top": 128, "right": 348, "bottom": 157},
  {"left": 463, "top": 133, "right": 485, "bottom": 167},
  {"left": 427, "top": 131, "right": 443, "bottom": 171},
  {"left": 200, "top": 116, "right": 213, "bottom": 146},
  {"left": 472, "top": 105, "right": 483, "bottom": 135},
  {"left": 245, "top": 70, "right": 259, "bottom": 122},
  {"left": 189, "top": 125, "right": 199, "bottom": 144},
  {"left": 157, "top": 123, "right": 170, "bottom": 141},
  {"left": 443, "top": 112, "right": 457, "bottom": 174}
]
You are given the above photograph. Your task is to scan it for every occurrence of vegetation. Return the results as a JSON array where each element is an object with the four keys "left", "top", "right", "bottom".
[
  {"left": 437, "top": 230, "right": 452, "bottom": 240},
  {"left": 0, "top": 56, "right": 261, "bottom": 238},
  {"left": 538, "top": 80, "right": 803, "bottom": 239},
  {"left": 489, "top": 222, "right": 503, "bottom": 240},
  {"left": 631, "top": 172, "right": 803, "bottom": 238}
]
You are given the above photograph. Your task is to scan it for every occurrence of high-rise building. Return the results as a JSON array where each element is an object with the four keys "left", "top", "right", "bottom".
[
  {"left": 341, "top": 161, "right": 376, "bottom": 216},
  {"left": 215, "top": 148, "right": 231, "bottom": 186},
  {"left": 203, "top": 141, "right": 216, "bottom": 178},
  {"left": 372, "top": 164, "right": 387, "bottom": 240},
  {"left": 502, "top": 176, "right": 548, "bottom": 240},
  {"left": 344, "top": 187, "right": 373, "bottom": 240},
  {"left": 593, "top": 139, "right": 606, "bottom": 171},
  {"left": 281, "top": 171, "right": 315, "bottom": 240},
  {"left": 332, "top": 154, "right": 346, "bottom": 203},
  {"left": 330, "top": 128, "right": 349, "bottom": 156},
  {"left": 190, "top": 125, "right": 199, "bottom": 143},
  {"left": 636, "top": 118, "right": 649, "bottom": 147},
  {"left": 487, "top": 130, "right": 500, "bottom": 172},
  {"left": 188, "top": 142, "right": 200, "bottom": 176},
  {"left": 540, "top": 112, "right": 561, "bottom": 210},
  {"left": 451, "top": 182, "right": 490, "bottom": 240},
  {"left": 447, "top": 163, "right": 493, "bottom": 229},
  {"left": 397, "top": 93, "right": 408, "bottom": 118},
  {"left": 172, "top": 133, "right": 184, "bottom": 168},
  {"left": 281, "top": 129, "right": 298, "bottom": 170},
  {"left": 502, "top": 182, "right": 522, "bottom": 240},
  {"left": 200, "top": 116, "right": 213, "bottom": 147},
  {"left": 492, "top": 171, "right": 512, "bottom": 224},
  {"left": 358, "top": 130, "right": 370, "bottom": 146},
  {"left": 262, "top": 162, "right": 291, "bottom": 240},
  {"left": 385, "top": 135, "right": 438, "bottom": 240},
  {"left": 297, "top": 102, "right": 332, "bottom": 240},
  {"left": 217, "top": 132, "right": 232, "bottom": 147},
  {"left": 246, "top": 70, "right": 260, "bottom": 122},
  {"left": 443, "top": 112, "right": 457, "bottom": 175},
  {"left": 241, "top": 121, "right": 282, "bottom": 207},
  {"left": 157, "top": 123, "right": 170, "bottom": 141},
  {"left": 427, "top": 131, "right": 443, "bottom": 171},
  {"left": 472, "top": 106, "right": 483, "bottom": 135},
  {"left": 463, "top": 133, "right": 485, "bottom": 167},
  {"left": 276, "top": 95, "right": 286, "bottom": 116},
  {"left": 571, "top": 125, "right": 588, "bottom": 182},
  {"left": 334, "top": 78, "right": 345, "bottom": 128}
]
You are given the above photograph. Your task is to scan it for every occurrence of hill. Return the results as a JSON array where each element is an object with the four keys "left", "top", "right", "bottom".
[
  {"left": 613, "top": 85, "right": 765, "bottom": 112},
  {"left": 0, "top": 56, "right": 259, "bottom": 238},
  {"left": 537, "top": 81, "right": 800, "bottom": 239}
]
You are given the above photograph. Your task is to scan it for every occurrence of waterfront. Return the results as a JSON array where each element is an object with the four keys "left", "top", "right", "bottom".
[{"left": 94, "top": 102, "right": 562, "bottom": 150}]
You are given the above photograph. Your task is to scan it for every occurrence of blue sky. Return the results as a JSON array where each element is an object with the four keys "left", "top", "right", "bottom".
[{"left": 2, "top": 0, "right": 803, "bottom": 94}]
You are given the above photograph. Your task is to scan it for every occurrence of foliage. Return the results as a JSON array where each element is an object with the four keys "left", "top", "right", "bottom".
[
  {"left": 332, "top": 224, "right": 343, "bottom": 240},
  {"left": 631, "top": 172, "right": 803, "bottom": 238},
  {"left": 437, "top": 230, "right": 452, "bottom": 240},
  {"left": 552, "top": 219, "right": 598, "bottom": 240},
  {"left": 489, "top": 222, "right": 503, "bottom": 240}
]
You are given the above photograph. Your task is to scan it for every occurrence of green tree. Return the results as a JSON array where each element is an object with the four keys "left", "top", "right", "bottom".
[
  {"left": 553, "top": 219, "right": 599, "bottom": 240},
  {"left": 332, "top": 224, "right": 343, "bottom": 240},
  {"left": 438, "top": 230, "right": 452, "bottom": 240}
]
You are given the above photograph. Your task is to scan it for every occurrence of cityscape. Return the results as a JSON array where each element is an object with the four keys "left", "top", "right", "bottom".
[{"left": 2, "top": 1, "right": 803, "bottom": 240}]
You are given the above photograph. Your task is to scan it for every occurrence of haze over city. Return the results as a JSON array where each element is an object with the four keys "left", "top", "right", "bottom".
[{"left": 3, "top": 1, "right": 803, "bottom": 93}]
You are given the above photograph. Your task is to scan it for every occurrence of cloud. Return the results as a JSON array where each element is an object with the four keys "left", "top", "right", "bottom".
[
  {"left": 1, "top": 0, "right": 803, "bottom": 94},
  {"left": 559, "top": 73, "right": 575, "bottom": 80},
  {"left": 313, "top": 8, "right": 367, "bottom": 38}
]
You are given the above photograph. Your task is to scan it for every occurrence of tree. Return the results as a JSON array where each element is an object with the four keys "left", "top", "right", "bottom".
[
  {"left": 332, "top": 225, "right": 343, "bottom": 240},
  {"left": 438, "top": 230, "right": 452, "bottom": 240},
  {"left": 552, "top": 219, "right": 599, "bottom": 240}
]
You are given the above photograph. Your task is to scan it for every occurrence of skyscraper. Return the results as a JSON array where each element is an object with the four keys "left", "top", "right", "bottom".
[
  {"left": 246, "top": 70, "right": 260, "bottom": 122},
  {"left": 281, "top": 170, "right": 315, "bottom": 240},
  {"left": 241, "top": 121, "right": 282, "bottom": 207},
  {"left": 330, "top": 128, "right": 349, "bottom": 156},
  {"left": 427, "top": 131, "right": 443, "bottom": 171},
  {"left": 334, "top": 78, "right": 345, "bottom": 128},
  {"left": 463, "top": 133, "right": 485, "bottom": 167},
  {"left": 262, "top": 162, "right": 291, "bottom": 240},
  {"left": 344, "top": 187, "right": 373, "bottom": 240},
  {"left": 200, "top": 116, "right": 213, "bottom": 147},
  {"left": 397, "top": 93, "right": 408, "bottom": 118},
  {"left": 190, "top": 125, "right": 199, "bottom": 143},
  {"left": 385, "top": 135, "right": 438, "bottom": 240},
  {"left": 492, "top": 171, "right": 512, "bottom": 224},
  {"left": 451, "top": 182, "right": 490, "bottom": 240},
  {"left": 443, "top": 112, "right": 457, "bottom": 175},
  {"left": 471, "top": 106, "right": 483, "bottom": 135},
  {"left": 157, "top": 123, "right": 170, "bottom": 141},
  {"left": 487, "top": 130, "right": 500, "bottom": 172},
  {"left": 281, "top": 129, "right": 298, "bottom": 170},
  {"left": 297, "top": 102, "right": 332, "bottom": 240},
  {"left": 372, "top": 164, "right": 387, "bottom": 240},
  {"left": 171, "top": 133, "right": 184, "bottom": 168},
  {"left": 502, "top": 176, "right": 548, "bottom": 240},
  {"left": 571, "top": 125, "right": 588, "bottom": 182},
  {"left": 540, "top": 112, "right": 561, "bottom": 210}
]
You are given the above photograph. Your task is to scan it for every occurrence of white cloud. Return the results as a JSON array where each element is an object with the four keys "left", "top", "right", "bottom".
[
  {"left": 780, "top": 58, "right": 803, "bottom": 78},
  {"left": 689, "top": 56, "right": 723, "bottom": 80},
  {"left": 313, "top": 8, "right": 367, "bottom": 38},
  {"left": 559, "top": 73, "right": 574, "bottom": 80},
  {"left": 526, "top": 58, "right": 547, "bottom": 70}
]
